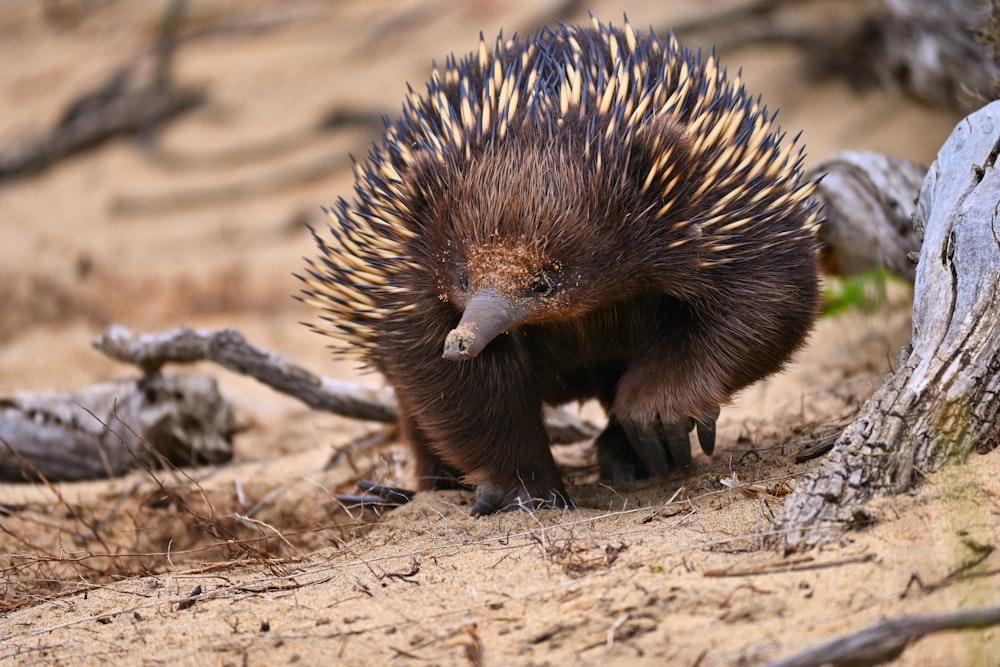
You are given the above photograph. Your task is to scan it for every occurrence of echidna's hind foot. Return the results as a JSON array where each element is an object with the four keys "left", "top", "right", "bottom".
[
  {"left": 471, "top": 481, "right": 574, "bottom": 516},
  {"left": 334, "top": 480, "right": 415, "bottom": 508}
]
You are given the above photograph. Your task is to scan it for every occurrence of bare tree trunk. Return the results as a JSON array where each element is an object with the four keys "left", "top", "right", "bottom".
[{"left": 771, "top": 100, "right": 1000, "bottom": 550}]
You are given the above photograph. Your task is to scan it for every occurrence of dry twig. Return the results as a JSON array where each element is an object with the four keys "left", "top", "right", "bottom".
[
  {"left": 92, "top": 324, "right": 600, "bottom": 443},
  {"left": 703, "top": 553, "right": 873, "bottom": 578}
]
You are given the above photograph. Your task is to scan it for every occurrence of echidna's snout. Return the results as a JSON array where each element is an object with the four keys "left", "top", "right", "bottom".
[
  {"left": 442, "top": 324, "right": 481, "bottom": 360},
  {"left": 443, "top": 288, "right": 529, "bottom": 360}
]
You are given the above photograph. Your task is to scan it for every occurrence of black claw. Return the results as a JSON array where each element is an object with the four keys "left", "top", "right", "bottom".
[
  {"left": 335, "top": 480, "right": 415, "bottom": 507},
  {"left": 471, "top": 484, "right": 506, "bottom": 516},
  {"left": 622, "top": 416, "right": 695, "bottom": 475},
  {"left": 596, "top": 421, "right": 651, "bottom": 481},
  {"left": 659, "top": 417, "right": 694, "bottom": 470},
  {"left": 356, "top": 480, "right": 416, "bottom": 504},
  {"left": 696, "top": 407, "right": 721, "bottom": 455},
  {"left": 621, "top": 419, "right": 672, "bottom": 477}
]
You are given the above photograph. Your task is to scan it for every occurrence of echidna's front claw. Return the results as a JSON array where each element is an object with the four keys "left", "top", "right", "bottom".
[
  {"left": 471, "top": 482, "right": 573, "bottom": 516},
  {"left": 596, "top": 420, "right": 651, "bottom": 481},
  {"left": 659, "top": 417, "right": 695, "bottom": 470},
  {"left": 621, "top": 415, "right": 695, "bottom": 476},
  {"left": 696, "top": 406, "right": 721, "bottom": 455},
  {"left": 621, "top": 419, "right": 669, "bottom": 476}
]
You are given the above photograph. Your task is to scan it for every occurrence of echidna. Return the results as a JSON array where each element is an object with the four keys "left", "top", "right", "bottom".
[{"left": 300, "top": 16, "right": 821, "bottom": 515}]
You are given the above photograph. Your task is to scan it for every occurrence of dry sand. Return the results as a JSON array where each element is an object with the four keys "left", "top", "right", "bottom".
[{"left": 1, "top": 1, "right": 997, "bottom": 665}]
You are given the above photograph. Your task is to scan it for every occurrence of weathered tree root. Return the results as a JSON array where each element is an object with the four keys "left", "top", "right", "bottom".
[{"left": 770, "top": 101, "right": 1000, "bottom": 550}]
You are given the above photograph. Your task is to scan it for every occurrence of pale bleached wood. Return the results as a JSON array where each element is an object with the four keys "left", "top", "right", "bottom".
[
  {"left": 810, "top": 151, "right": 925, "bottom": 281},
  {"left": 0, "top": 373, "right": 233, "bottom": 482},
  {"left": 668, "top": 0, "right": 998, "bottom": 112},
  {"left": 771, "top": 101, "right": 1000, "bottom": 550},
  {"left": 93, "top": 324, "right": 398, "bottom": 423},
  {"left": 0, "top": 324, "right": 600, "bottom": 483},
  {"left": 861, "top": 0, "right": 998, "bottom": 110}
]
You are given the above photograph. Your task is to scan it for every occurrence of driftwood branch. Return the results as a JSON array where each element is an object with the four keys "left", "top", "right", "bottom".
[
  {"left": 771, "top": 101, "right": 1000, "bottom": 550},
  {"left": 809, "top": 152, "right": 926, "bottom": 281},
  {"left": 823, "top": 0, "right": 999, "bottom": 110},
  {"left": 856, "top": 0, "right": 999, "bottom": 110},
  {"left": 92, "top": 325, "right": 600, "bottom": 443},
  {"left": 93, "top": 324, "right": 397, "bottom": 423},
  {"left": 763, "top": 604, "right": 1000, "bottom": 667},
  {"left": 0, "top": 373, "right": 233, "bottom": 482}
]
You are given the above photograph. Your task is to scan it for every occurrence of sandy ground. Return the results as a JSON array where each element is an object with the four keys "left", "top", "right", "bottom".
[{"left": 1, "top": 1, "right": 998, "bottom": 665}]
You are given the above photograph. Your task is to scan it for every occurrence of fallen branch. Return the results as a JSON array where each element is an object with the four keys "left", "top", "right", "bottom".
[
  {"left": 672, "top": 0, "right": 999, "bottom": 111},
  {"left": 763, "top": 605, "right": 1000, "bottom": 667},
  {"left": 93, "top": 325, "right": 395, "bottom": 422},
  {"left": 92, "top": 325, "right": 600, "bottom": 443}
]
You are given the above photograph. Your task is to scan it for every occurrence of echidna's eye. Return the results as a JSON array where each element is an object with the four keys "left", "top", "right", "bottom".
[
  {"left": 529, "top": 274, "right": 555, "bottom": 296},
  {"left": 458, "top": 269, "right": 470, "bottom": 291}
]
